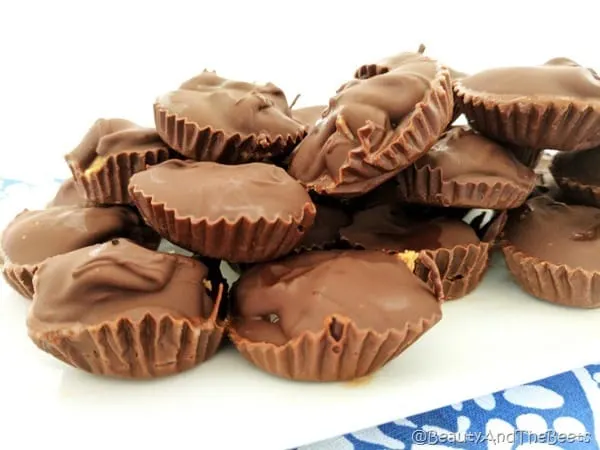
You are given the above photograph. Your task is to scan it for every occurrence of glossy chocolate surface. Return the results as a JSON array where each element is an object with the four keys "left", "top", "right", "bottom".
[
  {"left": 232, "top": 250, "right": 442, "bottom": 346},
  {"left": 459, "top": 58, "right": 600, "bottom": 99},
  {"left": 130, "top": 160, "right": 314, "bottom": 222},
  {"left": 340, "top": 204, "right": 480, "bottom": 252},
  {"left": 156, "top": 71, "right": 305, "bottom": 138},
  {"left": 30, "top": 239, "right": 216, "bottom": 329},
  {"left": 65, "top": 118, "right": 167, "bottom": 171},
  {"left": 1, "top": 205, "right": 147, "bottom": 265},
  {"left": 296, "top": 204, "right": 350, "bottom": 250},
  {"left": 414, "top": 126, "right": 535, "bottom": 187},
  {"left": 504, "top": 196, "right": 600, "bottom": 271}
]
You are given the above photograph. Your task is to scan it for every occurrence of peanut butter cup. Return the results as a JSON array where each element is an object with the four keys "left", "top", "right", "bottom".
[
  {"left": 456, "top": 58, "right": 600, "bottom": 150},
  {"left": 65, "top": 118, "right": 171, "bottom": 204},
  {"left": 129, "top": 160, "right": 316, "bottom": 263},
  {"left": 288, "top": 50, "right": 453, "bottom": 197},
  {"left": 396, "top": 126, "right": 536, "bottom": 209},
  {"left": 154, "top": 71, "right": 306, "bottom": 163},
  {"left": 354, "top": 46, "right": 466, "bottom": 124},
  {"left": 340, "top": 203, "right": 504, "bottom": 299},
  {"left": 229, "top": 250, "right": 444, "bottom": 381},
  {"left": 502, "top": 196, "right": 600, "bottom": 307},
  {"left": 0, "top": 205, "right": 159, "bottom": 299},
  {"left": 550, "top": 146, "right": 600, "bottom": 207},
  {"left": 28, "top": 239, "right": 226, "bottom": 378}
]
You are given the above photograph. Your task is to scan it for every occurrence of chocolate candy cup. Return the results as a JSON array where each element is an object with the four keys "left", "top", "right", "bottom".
[
  {"left": 229, "top": 250, "right": 444, "bottom": 381},
  {"left": 502, "top": 196, "right": 600, "bottom": 307},
  {"left": 154, "top": 71, "right": 306, "bottom": 164},
  {"left": 0, "top": 205, "right": 158, "bottom": 299},
  {"left": 288, "top": 50, "right": 453, "bottom": 197},
  {"left": 396, "top": 127, "right": 536, "bottom": 209},
  {"left": 455, "top": 58, "right": 600, "bottom": 151},
  {"left": 28, "top": 239, "right": 226, "bottom": 378},
  {"left": 340, "top": 203, "right": 506, "bottom": 300},
  {"left": 507, "top": 147, "right": 544, "bottom": 169},
  {"left": 65, "top": 118, "right": 171, "bottom": 205},
  {"left": 129, "top": 160, "right": 316, "bottom": 263},
  {"left": 550, "top": 147, "right": 600, "bottom": 207},
  {"left": 354, "top": 46, "right": 466, "bottom": 125}
]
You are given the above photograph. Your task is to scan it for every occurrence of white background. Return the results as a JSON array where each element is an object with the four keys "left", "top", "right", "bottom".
[
  {"left": 2, "top": 2, "right": 600, "bottom": 449},
  {"left": 1, "top": 0, "right": 599, "bottom": 180}
]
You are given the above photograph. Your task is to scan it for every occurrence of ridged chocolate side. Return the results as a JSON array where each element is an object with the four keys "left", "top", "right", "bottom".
[
  {"left": 308, "top": 65, "right": 454, "bottom": 196},
  {"left": 129, "top": 186, "right": 316, "bottom": 263},
  {"left": 416, "top": 243, "right": 490, "bottom": 301},
  {"left": 69, "top": 149, "right": 170, "bottom": 205},
  {"left": 154, "top": 105, "right": 307, "bottom": 164},
  {"left": 229, "top": 314, "right": 441, "bottom": 382},
  {"left": 455, "top": 85, "right": 600, "bottom": 151},
  {"left": 29, "top": 314, "right": 226, "bottom": 378},
  {"left": 396, "top": 164, "right": 534, "bottom": 209},
  {"left": 1, "top": 262, "right": 36, "bottom": 299},
  {"left": 503, "top": 244, "right": 600, "bottom": 308},
  {"left": 550, "top": 176, "right": 600, "bottom": 207}
]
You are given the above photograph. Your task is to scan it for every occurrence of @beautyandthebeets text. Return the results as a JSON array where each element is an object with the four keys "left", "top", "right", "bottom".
[{"left": 411, "top": 429, "right": 592, "bottom": 445}]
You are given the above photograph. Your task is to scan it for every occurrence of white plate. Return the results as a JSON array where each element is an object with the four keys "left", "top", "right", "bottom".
[{"left": 2, "top": 190, "right": 600, "bottom": 450}]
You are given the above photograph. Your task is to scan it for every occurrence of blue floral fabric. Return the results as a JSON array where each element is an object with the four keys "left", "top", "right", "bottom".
[
  {"left": 2, "top": 178, "right": 598, "bottom": 450},
  {"left": 302, "top": 367, "right": 600, "bottom": 448}
]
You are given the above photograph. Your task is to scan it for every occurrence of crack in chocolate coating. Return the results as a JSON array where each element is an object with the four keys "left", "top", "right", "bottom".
[
  {"left": 458, "top": 58, "right": 600, "bottom": 100},
  {"left": 47, "top": 178, "right": 91, "bottom": 207},
  {"left": 157, "top": 71, "right": 305, "bottom": 141},
  {"left": 65, "top": 118, "right": 168, "bottom": 171},
  {"left": 130, "top": 160, "right": 314, "bottom": 222},
  {"left": 340, "top": 204, "right": 480, "bottom": 252},
  {"left": 288, "top": 53, "right": 439, "bottom": 195},
  {"left": 551, "top": 147, "right": 600, "bottom": 186},
  {"left": 0, "top": 205, "right": 151, "bottom": 266},
  {"left": 504, "top": 196, "right": 600, "bottom": 271},
  {"left": 232, "top": 250, "right": 442, "bottom": 346},
  {"left": 413, "top": 126, "right": 535, "bottom": 187},
  {"left": 29, "top": 239, "right": 217, "bottom": 330}
]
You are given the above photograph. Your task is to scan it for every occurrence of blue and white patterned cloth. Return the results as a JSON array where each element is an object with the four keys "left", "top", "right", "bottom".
[
  {"left": 305, "top": 365, "right": 600, "bottom": 449},
  {"left": 1, "top": 178, "right": 598, "bottom": 450}
]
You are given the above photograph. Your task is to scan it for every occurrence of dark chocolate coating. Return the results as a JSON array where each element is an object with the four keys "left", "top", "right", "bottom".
[
  {"left": 1, "top": 206, "right": 149, "bottom": 266},
  {"left": 156, "top": 71, "right": 305, "bottom": 139},
  {"left": 414, "top": 126, "right": 535, "bottom": 187},
  {"left": 459, "top": 58, "right": 600, "bottom": 99},
  {"left": 130, "top": 160, "right": 313, "bottom": 222},
  {"left": 232, "top": 250, "right": 441, "bottom": 346},
  {"left": 29, "top": 239, "right": 215, "bottom": 330},
  {"left": 296, "top": 204, "right": 350, "bottom": 250},
  {"left": 65, "top": 118, "right": 168, "bottom": 171},
  {"left": 288, "top": 53, "right": 438, "bottom": 193},
  {"left": 291, "top": 105, "right": 327, "bottom": 128},
  {"left": 504, "top": 196, "right": 600, "bottom": 271},
  {"left": 340, "top": 204, "right": 480, "bottom": 252},
  {"left": 551, "top": 147, "right": 600, "bottom": 186},
  {"left": 47, "top": 178, "right": 90, "bottom": 207}
]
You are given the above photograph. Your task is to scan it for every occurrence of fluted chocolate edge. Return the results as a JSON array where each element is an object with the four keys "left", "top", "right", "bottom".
[
  {"left": 154, "top": 104, "right": 307, "bottom": 164},
  {"left": 396, "top": 164, "right": 534, "bottom": 209},
  {"left": 502, "top": 244, "right": 600, "bottom": 308},
  {"left": 1, "top": 261, "right": 36, "bottom": 299}
]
